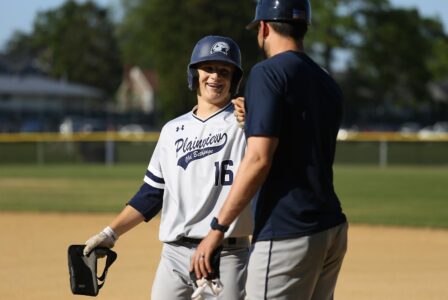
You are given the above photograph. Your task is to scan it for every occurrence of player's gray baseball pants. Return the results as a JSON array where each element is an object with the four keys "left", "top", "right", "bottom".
[
  {"left": 245, "top": 222, "right": 348, "bottom": 300},
  {"left": 151, "top": 237, "right": 249, "bottom": 300}
]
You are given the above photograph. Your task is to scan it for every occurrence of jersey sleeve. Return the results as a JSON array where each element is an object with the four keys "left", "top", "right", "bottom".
[
  {"left": 127, "top": 132, "right": 165, "bottom": 221},
  {"left": 127, "top": 183, "right": 163, "bottom": 222},
  {"left": 245, "top": 64, "right": 284, "bottom": 137}
]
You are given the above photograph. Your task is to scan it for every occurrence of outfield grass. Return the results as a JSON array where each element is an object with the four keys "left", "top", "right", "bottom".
[
  {"left": 0, "top": 164, "right": 144, "bottom": 213},
  {"left": 335, "top": 165, "right": 448, "bottom": 228},
  {"left": 1, "top": 164, "right": 447, "bottom": 229}
]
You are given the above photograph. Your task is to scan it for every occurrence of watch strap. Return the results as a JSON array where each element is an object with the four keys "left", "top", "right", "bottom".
[{"left": 210, "top": 217, "right": 229, "bottom": 233}]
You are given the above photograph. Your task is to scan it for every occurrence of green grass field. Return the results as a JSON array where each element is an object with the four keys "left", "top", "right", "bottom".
[
  {"left": 1, "top": 164, "right": 447, "bottom": 229},
  {"left": 334, "top": 165, "right": 448, "bottom": 228},
  {"left": 0, "top": 164, "right": 143, "bottom": 213}
]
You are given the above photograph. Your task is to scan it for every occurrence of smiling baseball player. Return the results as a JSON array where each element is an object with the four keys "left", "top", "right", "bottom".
[{"left": 83, "top": 35, "right": 252, "bottom": 300}]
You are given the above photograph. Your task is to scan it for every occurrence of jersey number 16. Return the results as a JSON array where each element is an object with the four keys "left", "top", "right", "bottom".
[{"left": 214, "top": 160, "right": 233, "bottom": 186}]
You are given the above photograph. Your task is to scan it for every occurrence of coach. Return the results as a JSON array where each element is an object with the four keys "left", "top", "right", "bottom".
[{"left": 191, "top": 0, "right": 348, "bottom": 299}]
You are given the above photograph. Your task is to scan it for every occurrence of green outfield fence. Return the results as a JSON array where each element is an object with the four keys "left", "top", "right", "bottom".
[{"left": 0, "top": 131, "right": 447, "bottom": 166}]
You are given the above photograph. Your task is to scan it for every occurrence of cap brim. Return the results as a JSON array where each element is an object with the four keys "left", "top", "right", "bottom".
[{"left": 246, "top": 20, "right": 259, "bottom": 30}]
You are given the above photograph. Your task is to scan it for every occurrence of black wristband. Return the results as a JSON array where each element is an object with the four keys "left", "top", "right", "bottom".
[{"left": 210, "top": 217, "right": 229, "bottom": 233}]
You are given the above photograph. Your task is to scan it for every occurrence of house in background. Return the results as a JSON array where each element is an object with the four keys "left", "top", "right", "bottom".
[
  {"left": 0, "top": 56, "right": 161, "bottom": 133},
  {"left": 0, "top": 55, "right": 105, "bottom": 132},
  {"left": 0, "top": 75, "right": 105, "bottom": 132},
  {"left": 0, "top": 75, "right": 104, "bottom": 113},
  {"left": 116, "top": 65, "right": 158, "bottom": 114}
]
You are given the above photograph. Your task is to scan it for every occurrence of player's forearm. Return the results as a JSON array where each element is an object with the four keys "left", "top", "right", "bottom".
[
  {"left": 109, "top": 205, "right": 145, "bottom": 237},
  {"left": 217, "top": 157, "right": 268, "bottom": 225},
  {"left": 217, "top": 137, "right": 277, "bottom": 226}
]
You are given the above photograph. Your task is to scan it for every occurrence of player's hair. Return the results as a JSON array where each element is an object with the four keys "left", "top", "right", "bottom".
[{"left": 268, "top": 21, "right": 308, "bottom": 42}]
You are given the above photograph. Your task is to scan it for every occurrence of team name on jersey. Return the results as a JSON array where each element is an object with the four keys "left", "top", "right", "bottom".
[{"left": 175, "top": 132, "right": 228, "bottom": 169}]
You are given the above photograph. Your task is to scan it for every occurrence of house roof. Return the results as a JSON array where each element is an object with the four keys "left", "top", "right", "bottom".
[
  {"left": 0, "top": 54, "right": 46, "bottom": 76},
  {"left": 0, "top": 75, "right": 103, "bottom": 99}
]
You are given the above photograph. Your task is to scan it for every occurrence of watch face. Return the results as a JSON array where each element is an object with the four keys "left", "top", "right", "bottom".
[{"left": 211, "top": 217, "right": 229, "bottom": 233}]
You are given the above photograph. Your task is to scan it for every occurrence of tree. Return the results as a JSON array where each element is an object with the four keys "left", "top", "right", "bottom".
[
  {"left": 308, "top": 0, "right": 389, "bottom": 73},
  {"left": 2, "top": 31, "right": 43, "bottom": 75},
  {"left": 4, "top": 31, "right": 38, "bottom": 62},
  {"left": 424, "top": 19, "right": 448, "bottom": 81},
  {"left": 30, "top": 0, "right": 123, "bottom": 95},
  {"left": 118, "top": 0, "right": 260, "bottom": 123},
  {"left": 345, "top": 7, "right": 447, "bottom": 124}
]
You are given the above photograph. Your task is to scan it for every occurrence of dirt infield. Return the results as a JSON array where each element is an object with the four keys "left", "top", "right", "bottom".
[{"left": 0, "top": 212, "right": 447, "bottom": 300}]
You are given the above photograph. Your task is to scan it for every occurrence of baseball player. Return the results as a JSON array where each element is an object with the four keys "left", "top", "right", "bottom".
[
  {"left": 192, "top": 1, "right": 348, "bottom": 299},
  {"left": 83, "top": 35, "right": 252, "bottom": 300}
]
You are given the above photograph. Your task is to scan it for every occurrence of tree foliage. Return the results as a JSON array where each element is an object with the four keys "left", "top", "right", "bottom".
[
  {"left": 4, "top": 32, "right": 39, "bottom": 63},
  {"left": 425, "top": 20, "right": 448, "bottom": 81},
  {"left": 118, "top": 0, "right": 260, "bottom": 122},
  {"left": 8, "top": 0, "right": 123, "bottom": 95},
  {"left": 342, "top": 6, "right": 448, "bottom": 124},
  {"left": 308, "top": 0, "right": 389, "bottom": 72}
]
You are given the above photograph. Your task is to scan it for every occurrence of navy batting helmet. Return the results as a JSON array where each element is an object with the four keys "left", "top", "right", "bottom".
[
  {"left": 187, "top": 35, "right": 243, "bottom": 95},
  {"left": 246, "top": 0, "right": 312, "bottom": 30}
]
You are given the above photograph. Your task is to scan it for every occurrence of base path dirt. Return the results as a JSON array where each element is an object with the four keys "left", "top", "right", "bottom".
[{"left": 0, "top": 212, "right": 447, "bottom": 299}]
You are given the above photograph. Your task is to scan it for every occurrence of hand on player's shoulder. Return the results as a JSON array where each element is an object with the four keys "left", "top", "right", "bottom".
[{"left": 232, "top": 97, "right": 245, "bottom": 128}]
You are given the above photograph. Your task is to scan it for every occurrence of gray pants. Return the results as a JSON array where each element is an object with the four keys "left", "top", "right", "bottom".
[
  {"left": 151, "top": 240, "right": 249, "bottom": 300},
  {"left": 245, "top": 223, "right": 348, "bottom": 300}
]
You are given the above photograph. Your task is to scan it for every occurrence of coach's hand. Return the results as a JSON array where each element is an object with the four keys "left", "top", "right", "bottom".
[
  {"left": 83, "top": 226, "right": 118, "bottom": 256},
  {"left": 232, "top": 97, "right": 245, "bottom": 129},
  {"left": 190, "top": 230, "right": 224, "bottom": 280}
]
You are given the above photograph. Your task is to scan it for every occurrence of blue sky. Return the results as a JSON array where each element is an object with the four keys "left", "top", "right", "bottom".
[{"left": 0, "top": 0, "right": 447, "bottom": 51}]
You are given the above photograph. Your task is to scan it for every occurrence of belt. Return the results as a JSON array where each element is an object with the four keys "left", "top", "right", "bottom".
[{"left": 178, "top": 236, "right": 250, "bottom": 248}]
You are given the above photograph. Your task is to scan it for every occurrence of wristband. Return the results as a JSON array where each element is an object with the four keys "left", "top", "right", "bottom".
[{"left": 103, "top": 226, "right": 118, "bottom": 242}]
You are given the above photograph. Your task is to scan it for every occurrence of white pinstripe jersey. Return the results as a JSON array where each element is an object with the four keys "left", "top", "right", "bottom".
[{"left": 144, "top": 103, "right": 252, "bottom": 242}]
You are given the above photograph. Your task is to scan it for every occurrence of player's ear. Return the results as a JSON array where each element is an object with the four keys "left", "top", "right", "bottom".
[{"left": 260, "top": 21, "right": 270, "bottom": 39}]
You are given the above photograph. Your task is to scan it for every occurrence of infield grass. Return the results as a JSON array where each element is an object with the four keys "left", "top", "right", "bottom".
[{"left": 0, "top": 164, "right": 447, "bottom": 229}]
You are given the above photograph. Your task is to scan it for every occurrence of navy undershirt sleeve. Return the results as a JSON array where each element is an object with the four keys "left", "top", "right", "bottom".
[
  {"left": 245, "top": 64, "right": 284, "bottom": 137},
  {"left": 127, "top": 183, "right": 163, "bottom": 222}
]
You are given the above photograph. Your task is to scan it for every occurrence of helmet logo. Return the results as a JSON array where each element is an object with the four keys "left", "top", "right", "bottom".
[
  {"left": 210, "top": 42, "right": 230, "bottom": 56},
  {"left": 292, "top": 9, "right": 306, "bottom": 20}
]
